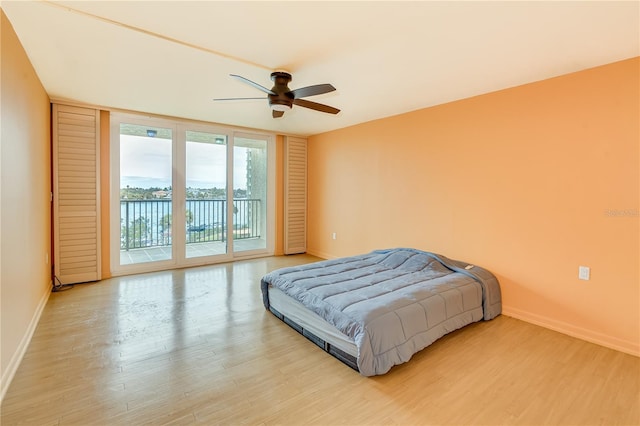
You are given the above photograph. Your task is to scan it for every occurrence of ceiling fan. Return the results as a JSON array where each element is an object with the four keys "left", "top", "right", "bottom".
[{"left": 214, "top": 71, "right": 340, "bottom": 118}]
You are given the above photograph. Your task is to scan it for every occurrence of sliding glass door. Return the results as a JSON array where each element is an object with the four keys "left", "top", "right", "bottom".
[
  {"left": 184, "top": 130, "right": 228, "bottom": 260},
  {"left": 111, "top": 114, "right": 274, "bottom": 275},
  {"left": 233, "top": 135, "right": 269, "bottom": 255},
  {"left": 117, "top": 122, "right": 174, "bottom": 267}
]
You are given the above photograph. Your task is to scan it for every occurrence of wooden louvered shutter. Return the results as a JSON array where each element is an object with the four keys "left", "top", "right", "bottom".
[
  {"left": 284, "top": 136, "right": 307, "bottom": 254},
  {"left": 53, "top": 104, "right": 101, "bottom": 284}
]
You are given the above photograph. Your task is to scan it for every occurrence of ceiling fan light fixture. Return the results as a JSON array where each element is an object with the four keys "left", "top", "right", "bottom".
[{"left": 270, "top": 103, "right": 291, "bottom": 112}]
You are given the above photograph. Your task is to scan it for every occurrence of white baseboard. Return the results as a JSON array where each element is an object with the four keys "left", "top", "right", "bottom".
[
  {"left": 503, "top": 306, "right": 639, "bottom": 357},
  {"left": 0, "top": 282, "right": 51, "bottom": 403}
]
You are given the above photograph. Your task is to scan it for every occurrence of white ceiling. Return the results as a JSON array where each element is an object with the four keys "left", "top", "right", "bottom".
[{"left": 2, "top": 1, "right": 639, "bottom": 137}]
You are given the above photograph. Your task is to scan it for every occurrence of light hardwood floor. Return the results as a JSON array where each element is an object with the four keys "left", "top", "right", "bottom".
[{"left": 1, "top": 255, "right": 638, "bottom": 425}]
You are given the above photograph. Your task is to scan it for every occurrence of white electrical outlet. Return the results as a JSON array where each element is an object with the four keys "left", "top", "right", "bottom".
[
  {"left": 578, "top": 266, "right": 590, "bottom": 281},
  {"left": 332, "top": 232, "right": 337, "bottom": 240}
]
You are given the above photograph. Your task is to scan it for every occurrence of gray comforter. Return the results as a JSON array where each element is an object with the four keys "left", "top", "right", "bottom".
[{"left": 261, "top": 248, "right": 502, "bottom": 376}]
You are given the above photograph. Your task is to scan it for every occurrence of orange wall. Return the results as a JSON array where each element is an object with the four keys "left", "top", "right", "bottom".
[
  {"left": 1, "top": 10, "right": 52, "bottom": 398},
  {"left": 307, "top": 58, "right": 639, "bottom": 355}
]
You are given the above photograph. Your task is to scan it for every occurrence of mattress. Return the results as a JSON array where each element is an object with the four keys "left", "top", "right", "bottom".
[
  {"left": 269, "top": 286, "right": 358, "bottom": 357},
  {"left": 261, "top": 248, "right": 502, "bottom": 376},
  {"left": 268, "top": 286, "right": 359, "bottom": 370}
]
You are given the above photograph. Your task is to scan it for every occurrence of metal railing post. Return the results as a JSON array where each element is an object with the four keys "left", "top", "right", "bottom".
[{"left": 125, "top": 200, "right": 130, "bottom": 251}]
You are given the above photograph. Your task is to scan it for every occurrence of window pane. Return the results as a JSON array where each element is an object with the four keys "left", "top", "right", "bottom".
[
  {"left": 233, "top": 137, "right": 268, "bottom": 253},
  {"left": 185, "top": 131, "right": 227, "bottom": 259},
  {"left": 119, "top": 123, "right": 172, "bottom": 265}
]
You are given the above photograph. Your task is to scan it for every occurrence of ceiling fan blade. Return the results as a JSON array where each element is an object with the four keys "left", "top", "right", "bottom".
[
  {"left": 293, "top": 98, "right": 340, "bottom": 114},
  {"left": 230, "top": 74, "right": 275, "bottom": 95},
  {"left": 213, "top": 97, "right": 265, "bottom": 101},
  {"left": 272, "top": 110, "right": 285, "bottom": 118},
  {"left": 289, "top": 84, "right": 336, "bottom": 99}
]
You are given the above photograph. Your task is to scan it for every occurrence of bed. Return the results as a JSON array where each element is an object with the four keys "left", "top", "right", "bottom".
[{"left": 261, "top": 248, "right": 502, "bottom": 376}]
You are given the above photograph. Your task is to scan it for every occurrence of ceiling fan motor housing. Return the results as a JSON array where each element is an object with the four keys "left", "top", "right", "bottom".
[{"left": 269, "top": 71, "right": 294, "bottom": 111}]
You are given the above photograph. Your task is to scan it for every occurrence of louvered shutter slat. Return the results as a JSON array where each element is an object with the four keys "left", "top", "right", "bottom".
[
  {"left": 53, "top": 104, "right": 101, "bottom": 284},
  {"left": 284, "top": 137, "right": 307, "bottom": 254}
]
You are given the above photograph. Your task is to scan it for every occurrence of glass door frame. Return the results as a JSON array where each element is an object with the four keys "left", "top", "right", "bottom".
[
  {"left": 177, "top": 123, "right": 233, "bottom": 266},
  {"left": 231, "top": 131, "right": 276, "bottom": 259},
  {"left": 110, "top": 112, "right": 276, "bottom": 277},
  {"left": 110, "top": 113, "right": 178, "bottom": 276}
]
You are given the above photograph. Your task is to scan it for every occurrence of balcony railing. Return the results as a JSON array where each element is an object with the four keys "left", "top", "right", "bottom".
[{"left": 120, "top": 198, "right": 261, "bottom": 250}]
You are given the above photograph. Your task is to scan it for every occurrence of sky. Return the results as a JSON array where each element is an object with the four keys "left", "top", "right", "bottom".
[{"left": 120, "top": 135, "right": 248, "bottom": 189}]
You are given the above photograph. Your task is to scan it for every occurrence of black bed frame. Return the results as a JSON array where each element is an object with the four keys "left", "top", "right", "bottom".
[{"left": 268, "top": 306, "right": 359, "bottom": 372}]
